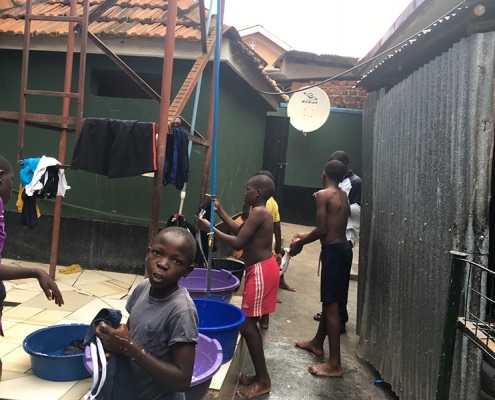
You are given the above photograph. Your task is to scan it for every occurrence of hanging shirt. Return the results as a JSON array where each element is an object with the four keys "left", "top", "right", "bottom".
[
  {"left": 163, "top": 127, "right": 190, "bottom": 190},
  {"left": 24, "top": 156, "right": 70, "bottom": 197},
  {"left": 71, "top": 119, "right": 157, "bottom": 179},
  {"left": 339, "top": 170, "right": 362, "bottom": 246}
]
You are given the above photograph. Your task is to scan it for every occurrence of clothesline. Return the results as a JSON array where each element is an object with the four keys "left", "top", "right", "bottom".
[{"left": 18, "top": 161, "right": 71, "bottom": 169}]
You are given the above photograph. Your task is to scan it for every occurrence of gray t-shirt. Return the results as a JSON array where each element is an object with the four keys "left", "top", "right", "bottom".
[{"left": 126, "top": 281, "right": 198, "bottom": 400}]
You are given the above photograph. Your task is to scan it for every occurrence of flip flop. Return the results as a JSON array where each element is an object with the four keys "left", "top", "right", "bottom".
[{"left": 313, "top": 312, "right": 321, "bottom": 321}]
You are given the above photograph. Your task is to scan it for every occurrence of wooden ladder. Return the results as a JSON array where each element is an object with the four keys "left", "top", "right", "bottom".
[
  {"left": 17, "top": 0, "right": 90, "bottom": 277},
  {"left": 168, "top": 33, "right": 217, "bottom": 123}
]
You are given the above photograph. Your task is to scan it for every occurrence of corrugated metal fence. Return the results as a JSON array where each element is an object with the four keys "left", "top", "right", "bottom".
[{"left": 358, "top": 32, "right": 495, "bottom": 400}]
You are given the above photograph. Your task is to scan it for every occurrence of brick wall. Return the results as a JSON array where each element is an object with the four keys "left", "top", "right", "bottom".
[{"left": 291, "top": 80, "right": 368, "bottom": 110}]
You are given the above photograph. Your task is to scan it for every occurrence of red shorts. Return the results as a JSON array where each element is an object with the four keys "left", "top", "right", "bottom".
[{"left": 241, "top": 256, "right": 280, "bottom": 317}]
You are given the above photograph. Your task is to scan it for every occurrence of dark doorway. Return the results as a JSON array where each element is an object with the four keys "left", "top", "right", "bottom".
[{"left": 262, "top": 116, "right": 290, "bottom": 206}]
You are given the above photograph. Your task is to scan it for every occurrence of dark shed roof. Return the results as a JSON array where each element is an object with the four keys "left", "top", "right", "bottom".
[{"left": 357, "top": 0, "right": 495, "bottom": 92}]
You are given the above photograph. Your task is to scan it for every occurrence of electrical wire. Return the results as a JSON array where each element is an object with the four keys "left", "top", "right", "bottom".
[{"left": 256, "top": 0, "right": 470, "bottom": 96}]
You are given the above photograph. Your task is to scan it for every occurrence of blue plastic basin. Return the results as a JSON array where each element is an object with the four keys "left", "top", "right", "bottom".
[
  {"left": 193, "top": 298, "right": 245, "bottom": 364},
  {"left": 23, "top": 324, "right": 91, "bottom": 381}
]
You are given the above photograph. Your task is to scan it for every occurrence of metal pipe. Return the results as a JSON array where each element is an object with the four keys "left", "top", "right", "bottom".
[
  {"left": 76, "top": 0, "right": 90, "bottom": 139},
  {"left": 435, "top": 250, "right": 467, "bottom": 400},
  {"left": 206, "top": 0, "right": 223, "bottom": 297},
  {"left": 48, "top": 0, "right": 78, "bottom": 278},
  {"left": 17, "top": 0, "right": 32, "bottom": 162},
  {"left": 177, "top": 0, "right": 215, "bottom": 215},
  {"left": 148, "top": 0, "right": 178, "bottom": 246},
  {"left": 199, "top": 1, "right": 224, "bottom": 203}
]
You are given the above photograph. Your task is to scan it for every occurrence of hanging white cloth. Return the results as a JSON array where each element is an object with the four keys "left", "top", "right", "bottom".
[{"left": 24, "top": 155, "right": 71, "bottom": 197}]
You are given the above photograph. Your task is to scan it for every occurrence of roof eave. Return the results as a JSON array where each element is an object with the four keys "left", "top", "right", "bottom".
[
  {"left": 222, "top": 27, "right": 288, "bottom": 109},
  {"left": 358, "top": 2, "right": 495, "bottom": 92},
  {"left": 0, "top": 31, "right": 286, "bottom": 109}
]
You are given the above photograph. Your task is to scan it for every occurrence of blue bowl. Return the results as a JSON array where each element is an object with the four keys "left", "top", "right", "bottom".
[
  {"left": 23, "top": 324, "right": 91, "bottom": 381},
  {"left": 193, "top": 298, "right": 245, "bottom": 363}
]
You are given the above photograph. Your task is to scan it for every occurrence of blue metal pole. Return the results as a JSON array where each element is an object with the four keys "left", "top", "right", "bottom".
[
  {"left": 178, "top": 0, "right": 215, "bottom": 214},
  {"left": 206, "top": 0, "right": 222, "bottom": 296}
]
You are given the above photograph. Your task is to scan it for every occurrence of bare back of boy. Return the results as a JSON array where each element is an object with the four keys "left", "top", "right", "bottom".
[
  {"left": 290, "top": 164, "right": 351, "bottom": 378},
  {"left": 291, "top": 183, "right": 349, "bottom": 257},
  {"left": 317, "top": 185, "right": 349, "bottom": 247}
]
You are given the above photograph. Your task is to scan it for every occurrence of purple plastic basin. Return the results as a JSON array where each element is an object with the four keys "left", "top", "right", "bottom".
[
  {"left": 180, "top": 268, "right": 240, "bottom": 303},
  {"left": 185, "top": 333, "right": 223, "bottom": 400}
]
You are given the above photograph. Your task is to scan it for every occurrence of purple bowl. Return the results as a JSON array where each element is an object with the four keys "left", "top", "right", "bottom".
[
  {"left": 185, "top": 333, "right": 223, "bottom": 400},
  {"left": 180, "top": 268, "right": 240, "bottom": 302}
]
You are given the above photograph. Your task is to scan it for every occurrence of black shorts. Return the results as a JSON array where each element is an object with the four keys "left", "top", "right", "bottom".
[{"left": 320, "top": 242, "right": 352, "bottom": 304}]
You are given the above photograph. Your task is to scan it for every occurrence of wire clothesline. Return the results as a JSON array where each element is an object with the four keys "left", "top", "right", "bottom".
[{"left": 255, "top": 0, "right": 470, "bottom": 96}]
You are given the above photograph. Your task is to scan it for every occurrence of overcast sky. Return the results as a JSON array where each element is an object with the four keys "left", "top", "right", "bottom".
[{"left": 214, "top": 0, "right": 413, "bottom": 57}]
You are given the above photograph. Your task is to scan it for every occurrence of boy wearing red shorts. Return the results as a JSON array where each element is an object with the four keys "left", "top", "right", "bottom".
[{"left": 195, "top": 174, "right": 279, "bottom": 398}]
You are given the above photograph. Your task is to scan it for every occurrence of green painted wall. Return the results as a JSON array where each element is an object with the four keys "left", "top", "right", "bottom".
[
  {"left": 270, "top": 107, "right": 362, "bottom": 188},
  {"left": 0, "top": 49, "right": 268, "bottom": 226}
]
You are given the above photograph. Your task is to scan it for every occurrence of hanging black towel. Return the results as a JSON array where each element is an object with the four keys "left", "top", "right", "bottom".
[
  {"left": 163, "top": 127, "right": 189, "bottom": 190},
  {"left": 71, "top": 118, "right": 113, "bottom": 176},
  {"left": 71, "top": 118, "right": 157, "bottom": 179}
]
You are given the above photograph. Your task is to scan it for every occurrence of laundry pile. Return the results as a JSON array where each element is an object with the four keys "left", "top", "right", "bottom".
[{"left": 16, "top": 155, "right": 70, "bottom": 229}]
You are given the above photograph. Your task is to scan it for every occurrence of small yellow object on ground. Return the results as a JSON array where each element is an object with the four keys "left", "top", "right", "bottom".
[{"left": 59, "top": 264, "right": 83, "bottom": 274}]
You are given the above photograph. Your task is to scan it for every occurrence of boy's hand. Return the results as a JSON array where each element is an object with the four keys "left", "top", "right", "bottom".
[
  {"left": 292, "top": 233, "right": 307, "bottom": 241},
  {"left": 289, "top": 239, "right": 303, "bottom": 257},
  {"left": 195, "top": 216, "right": 211, "bottom": 232},
  {"left": 289, "top": 235, "right": 306, "bottom": 257},
  {"left": 36, "top": 270, "right": 64, "bottom": 306},
  {"left": 95, "top": 322, "right": 133, "bottom": 355},
  {"left": 276, "top": 248, "right": 286, "bottom": 265},
  {"left": 213, "top": 199, "right": 222, "bottom": 212}
]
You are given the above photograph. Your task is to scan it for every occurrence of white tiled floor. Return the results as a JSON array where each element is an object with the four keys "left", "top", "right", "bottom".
[
  {"left": 0, "top": 258, "right": 240, "bottom": 400},
  {"left": 0, "top": 258, "right": 141, "bottom": 400}
]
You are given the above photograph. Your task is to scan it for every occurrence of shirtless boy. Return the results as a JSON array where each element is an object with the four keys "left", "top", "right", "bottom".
[
  {"left": 289, "top": 160, "right": 352, "bottom": 378},
  {"left": 195, "top": 174, "right": 279, "bottom": 398}
]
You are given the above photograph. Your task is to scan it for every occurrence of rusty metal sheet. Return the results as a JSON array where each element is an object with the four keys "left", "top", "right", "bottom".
[{"left": 359, "top": 32, "right": 495, "bottom": 400}]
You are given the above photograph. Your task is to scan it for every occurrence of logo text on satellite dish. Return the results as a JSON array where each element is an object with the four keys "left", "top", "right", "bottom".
[{"left": 302, "top": 92, "right": 318, "bottom": 104}]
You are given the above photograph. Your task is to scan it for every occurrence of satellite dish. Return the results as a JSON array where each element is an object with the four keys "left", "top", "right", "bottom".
[{"left": 287, "top": 86, "right": 330, "bottom": 135}]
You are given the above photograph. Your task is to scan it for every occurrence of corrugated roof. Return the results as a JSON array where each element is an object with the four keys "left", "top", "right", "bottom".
[{"left": 357, "top": 1, "right": 495, "bottom": 91}]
